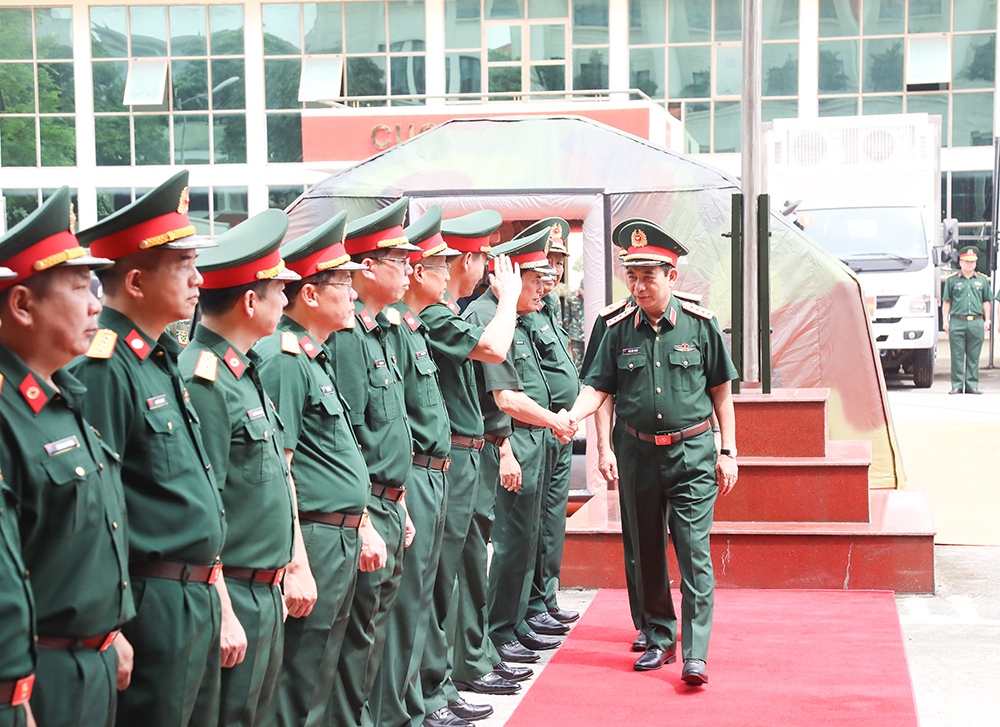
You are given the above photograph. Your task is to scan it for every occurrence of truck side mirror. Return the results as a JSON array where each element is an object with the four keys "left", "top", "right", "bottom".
[{"left": 932, "top": 247, "right": 940, "bottom": 266}]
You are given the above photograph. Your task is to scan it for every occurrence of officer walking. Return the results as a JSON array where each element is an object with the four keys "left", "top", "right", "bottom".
[
  {"left": 943, "top": 247, "right": 993, "bottom": 395},
  {"left": 0, "top": 188, "right": 134, "bottom": 726},
  {"left": 568, "top": 220, "right": 738, "bottom": 686},
  {"left": 179, "top": 210, "right": 303, "bottom": 727}
]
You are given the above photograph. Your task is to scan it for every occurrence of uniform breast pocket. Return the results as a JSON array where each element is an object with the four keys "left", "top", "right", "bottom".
[
  {"left": 617, "top": 353, "right": 649, "bottom": 389},
  {"left": 667, "top": 350, "right": 703, "bottom": 392},
  {"left": 241, "top": 417, "right": 276, "bottom": 485},
  {"left": 414, "top": 354, "right": 439, "bottom": 407},
  {"left": 318, "top": 395, "right": 350, "bottom": 452},
  {"left": 143, "top": 406, "right": 180, "bottom": 480},
  {"left": 512, "top": 340, "right": 533, "bottom": 378},
  {"left": 41, "top": 453, "right": 102, "bottom": 536},
  {"left": 368, "top": 367, "right": 399, "bottom": 423}
]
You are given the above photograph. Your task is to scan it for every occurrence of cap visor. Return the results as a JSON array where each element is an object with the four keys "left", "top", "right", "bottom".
[
  {"left": 163, "top": 232, "right": 217, "bottom": 250},
  {"left": 60, "top": 253, "right": 115, "bottom": 270},
  {"left": 393, "top": 241, "right": 423, "bottom": 252},
  {"left": 525, "top": 263, "right": 558, "bottom": 275},
  {"left": 332, "top": 260, "right": 369, "bottom": 271},
  {"left": 621, "top": 258, "right": 668, "bottom": 267},
  {"left": 0, "top": 267, "right": 16, "bottom": 281},
  {"left": 440, "top": 245, "right": 463, "bottom": 257},
  {"left": 272, "top": 268, "right": 302, "bottom": 282}
]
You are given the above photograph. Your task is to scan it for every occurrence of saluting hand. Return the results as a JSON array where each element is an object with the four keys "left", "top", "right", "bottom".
[
  {"left": 359, "top": 519, "right": 388, "bottom": 571},
  {"left": 716, "top": 456, "right": 738, "bottom": 496},
  {"left": 489, "top": 255, "right": 522, "bottom": 301}
]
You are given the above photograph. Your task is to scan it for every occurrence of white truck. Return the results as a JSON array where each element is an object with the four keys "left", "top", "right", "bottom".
[{"left": 765, "top": 114, "right": 942, "bottom": 388}]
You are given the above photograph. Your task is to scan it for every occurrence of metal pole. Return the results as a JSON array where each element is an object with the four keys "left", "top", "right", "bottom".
[
  {"left": 758, "top": 193, "right": 771, "bottom": 393},
  {"left": 741, "top": 0, "right": 763, "bottom": 382},
  {"left": 989, "top": 137, "right": 998, "bottom": 367},
  {"left": 731, "top": 193, "right": 744, "bottom": 394}
]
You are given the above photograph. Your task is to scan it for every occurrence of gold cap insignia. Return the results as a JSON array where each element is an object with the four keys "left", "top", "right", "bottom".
[
  {"left": 548, "top": 226, "right": 563, "bottom": 244},
  {"left": 631, "top": 229, "right": 648, "bottom": 248},
  {"left": 177, "top": 186, "right": 190, "bottom": 215}
]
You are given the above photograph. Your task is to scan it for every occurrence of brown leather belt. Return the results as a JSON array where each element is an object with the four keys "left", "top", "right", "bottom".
[
  {"left": 0, "top": 675, "right": 34, "bottom": 706},
  {"left": 413, "top": 454, "right": 451, "bottom": 471},
  {"left": 450, "top": 434, "right": 485, "bottom": 450},
  {"left": 624, "top": 419, "right": 712, "bottom": 446},
  {"left": 951, "top": 314, "right": 983, "bottom": 320},
  {"left": 512, "top": 419, "right": 541, "bottom": 430},
  {"left": 131, "top": 561, "right": 222, "bottom": 584},
  {"left": 370, "top": 483, "right": 406, "bottom": 501},
  {"left": 483, "top": 433, "right": 507, "bottom": 448},
  {"left": 299, "top": 511, "right": 363, "bottom": 528},
  {"left": 36, "top": 629, "right": 120, "bottom": 652},
  {"left": 223, "top": 566, "right": 286, "bottom": 586}
]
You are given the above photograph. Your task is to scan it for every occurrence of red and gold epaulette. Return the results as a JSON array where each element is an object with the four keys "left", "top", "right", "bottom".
[
  {"left": 281, "top": 331, "right": 301, "bottom": 354},
  {"left": 681, "top": 300, "right": 715, "bottom": 320},
  {"left": 403, "top": 310, "right": 420, "bottom": 331},
  {"left": 85, "top": 329, "right": 118, "bottom": 359},
  {"left": 943, "top": 271, "right": 959, "bottom": 279},
  {"left": 385, "top": 308, "right": 402, "bottom": 326},
  {"left": 193, "top": 351, "right": 218, "bottom": 381},
  {"left": 606, "top": 304, "right": 636, "bottom": 327},
  {"left": 672, "top": 290, "right": 703, "bottom": 304},
  {"left": 598, "top": 298, "right": 629, "bottom": 317}
]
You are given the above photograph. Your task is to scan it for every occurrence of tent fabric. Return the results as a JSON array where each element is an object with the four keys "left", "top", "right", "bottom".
[{"left": 288, "top": 116, "right": 903, "bottom": 489}]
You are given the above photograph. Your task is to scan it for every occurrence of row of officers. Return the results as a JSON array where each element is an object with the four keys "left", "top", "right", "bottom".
[{"left": 0, "top": 167, "right": 738, "bottom": 727}]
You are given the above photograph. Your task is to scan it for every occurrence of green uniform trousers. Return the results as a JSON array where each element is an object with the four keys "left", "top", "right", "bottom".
[
  {"left": 616, "top": 428, "right": 718, "bottom": 661},
  {"left": 329, "top": 496, "right": 406, "bottom": 727},
  {"left": 527, "top": 431, "right": 573, "bottom": 617},
  {"left": 950, "top": 317, "right": 986, "bottom": 390},
  {"left": 219, "top": 578, "right": 283, "bottom": 727},
  {"left": 272, "top": 521, "right": 359, "bottom": 727},
  {"left": 33, "top": 644, "right": 117, "bottom": 727},
  {"left": 487, "top": 428, "right": 546, "bottom": 646},
  {"left": 419, "top": 445, "right": 480, "bottom": 717},
  {"left": 367, "top": 467, "right": 447, "bottom": 727},
  {"left": 116, "top": 575, "right": 221, "bottom": 727},
  {"left": 613, "top": 419, "right": 642, "bottom": 631},
  {"left": 447, "top": 441, "right": 501, "bottom": 688},
  {"left": 0, "top": 706, "right": 28, "bottom": 727}
]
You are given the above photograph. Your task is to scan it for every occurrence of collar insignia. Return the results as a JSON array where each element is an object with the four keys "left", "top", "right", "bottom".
[
  {"left": 359, "top": 307, "right": 376, "bottom": 332},
  {"left": 403, "top": 310, "right": 419, "bottom": 331},
  {"left": 19, "top": 374, "right": 47, "bottom": 414},
  {"left": 223, "top": 347, "right": 245, "bottom": 378},
  {"left": 125, "top": 329, "right": 150, "bottom": 360},
  {"left": 299, "top": 336, "right": 319, "bottom": 359},
  {"left": 668, "top": 307, "right": 678, "bottom": 327}
]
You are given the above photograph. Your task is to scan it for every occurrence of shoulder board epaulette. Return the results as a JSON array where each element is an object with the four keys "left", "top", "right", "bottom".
[
  {"left": 281, "top": 331, "right": 301, "bottom": 354},
  {"left": 978, "top": 272, "right": 989, "bottom": 279},
  {"left": 193, "top": 351, "right": 218, "bottom": 381},
  {"left": 86, "top": 329, "right": 118, "bottom": 359},
  {"left": 672, "top": 290, "right": 703, "bottom": 304},
  {"left": 606, "top": 304, "right": 636, "bottom": 327},
  {"left": 385, "top": 308, "right": 402, "bottom": 326},
  {"left": 598, "top": 298, "right": 628, "bottom": 317},
  {"left": 681, "top": 300, "right": 715, "bottom": 320},
  {"left": 944, "top": 271, "right": 959, "bottom": 279}
]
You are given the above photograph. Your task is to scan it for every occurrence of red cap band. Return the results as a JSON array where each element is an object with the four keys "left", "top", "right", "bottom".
[
  {"left": 409, "top": 232, "right": 447, "bottom": 263},
  {"left": 0, "top": 230, "right": 85, "bottom": 292},
  {"left": 344, "top": 225, "right": 408, "bottom": 256},
  {"left": 442, "top": 235, "right": 491, "bottom": 254},
  {"left": 199, "top": 249, "right": 285, "bottom": 289},
  {"left": 89, "top": 211, "right": 195, "bottom": 260},
  {"left": 622, "top": 245, "right": 679, "bottom": 267},
  {"left": 510, "top": 250, "right": 549, "bottom": 268},
  {"left": 287, "top": 242, "right": 352, "bottom": 277}
]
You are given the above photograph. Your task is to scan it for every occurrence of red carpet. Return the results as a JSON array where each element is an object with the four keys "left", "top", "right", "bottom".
[{"left": 506, "top": 589, "right": 919, "bottom": 727}]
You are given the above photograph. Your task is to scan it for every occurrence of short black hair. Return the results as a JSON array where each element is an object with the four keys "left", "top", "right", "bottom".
[
  {"left": 283, "top": 270, "right": 338, "bottom": 309},
  {"left": 198, "top": 280, "right": 272, "bottom": 316}
]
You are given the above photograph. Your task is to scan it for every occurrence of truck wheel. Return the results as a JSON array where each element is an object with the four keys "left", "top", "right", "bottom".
[{"left": 912, "top": 347, "right": 934, "bottom": 388}]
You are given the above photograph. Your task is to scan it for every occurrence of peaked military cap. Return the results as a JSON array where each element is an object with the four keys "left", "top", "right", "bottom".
[
  {"left": 344, "top": 197, "right": 421, "bottom": 256},
  {"left": 441, "top": 210, "right": 502, "bottom": 254},
  {"left": 196, "top": 209, "right": 300, "bottom": 289},
  {"left": 77, "top": 170, "right": 215, "bottom": 259},
  {"left": 491, "top": 227, "right": 558, "bottom": 274},
  {"left": 959, "top": 246, "right": 979, "bottom": 261},
  {"left": 282, "top": 210, "right": 367, "bottom": 276},
  {"left": 0, "top": 186, "right": 112, "bottom": 292},
  {"left": 405, "top": 205, "right": 461, "bottom": 263},
  {"left": 614, "top": 219, "right": 688, "bottom": 267},
  {"left": 515, "top": 217, "right": 569, "bottom": 255}
]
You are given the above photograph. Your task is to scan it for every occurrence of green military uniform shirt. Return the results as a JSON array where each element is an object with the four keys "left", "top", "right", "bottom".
[
  {"left": 387, "top": 302, "right": 451, "bottom": 458},
  {"left": 584, "top": 295, "right": 737, "bottom": 432},
  {"left": 180, "top": 327, "right": 295, "bottom": 570},
  {"left": 943, "top": 271, "right": 994, "bottom": 315},
  {"left": 254, "top": 317, "right": 370, "bottom": 515},
  {"left": 327, "top": 301, "right": 413, "bottom": 489},
  {"left": 527, "top": 293, "right": 581, "bottom": 410},
  {"left": 0, "top": 345, "right": 133, "bottom": 638},
  {"left": 69, "top": 307, "right": 225, "bottom": 566},
  {"left": 420, "top": 292, "right": 485, "bottom": 437},
  {"left": 0, "top": 467, "right": 34, "bottom": 681}
]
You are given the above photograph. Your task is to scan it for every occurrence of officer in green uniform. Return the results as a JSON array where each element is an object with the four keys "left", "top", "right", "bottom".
[
  {"left": 254, "top": 213, "right": 385, "bottom": 727},
  {"left": 327, "top": 198, "right": 420, "bottom": 727},
  {"left": 517, "top": 218, "right": 582, "bottom": 635},
  {"left": 70, "top": 171, "right": 229, "bottom": 727},
  {"left": 464, "top": 228, "right": 575, "bottom": 665},
  {"left": 0, "top": 188, "right": 135, "bottom": 726},
  {"left": 179, "top": 210, "right": 301, "bottom": 727},
  {"left": 418, "top": 212, "right": 528, "bottom": 723},
  {"left": 569, "top": 219, "right": 738, "bottom": 686},
  {"left": 943, "top": 247, "right": 993, "bottom": 395}
]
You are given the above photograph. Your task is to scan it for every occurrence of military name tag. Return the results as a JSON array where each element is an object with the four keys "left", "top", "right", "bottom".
[
  {"left": 44, "top": 435, "right": 80, "bottom": 456},
  {"left": 147, "top": 394, "right": 168, "bottom": 409},
  {"left": 415, "top": 350, "right": 430, "bottom": 360},
  {"left": 515, "top": 339, "right": 526, "bottom": 345},
  {"left": 374, "top": 359, "right": 387, "bottom": 368},
  {"left": 320, "top": 385, "right": 334, "bottom": 395},
  {"left": 540, "top": 325, "right": 551, "bottom": 333},
  {"left": 247, "top": 407, "right": 265, "bottom": 420},
  {"left": 622, "top": 347, "right": 641, "bottom": 355}
]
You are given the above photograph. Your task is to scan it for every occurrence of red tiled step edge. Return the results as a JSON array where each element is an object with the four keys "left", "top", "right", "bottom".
[{"left": 733, "top": 388, "right": 829, "bottom": 458}]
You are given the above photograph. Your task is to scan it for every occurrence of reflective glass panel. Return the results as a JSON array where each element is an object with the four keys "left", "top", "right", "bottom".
[
  {"left": 213, "top": 115, "right": 246, "bottom": 163},
  {"left": 628, "top": 0, "right": 665, "bottom": 45},
  {"left": 488, "top": 65, "right": 521, "bottom": 94},
  {"left": 952, "top": 92, "right": 994, "bottom": 147},
  {"left": 817, "top": 96, "right": 858, "bottom": 116},
  {"left": 715, "top": 45, "right": 741, "bottom": 96},
  {"left": 531, "top": 24, "right": 565, "bottom": 60},
  {"left": 390, "top": 55, "right": 425, "bottom": 101},
  {"left": 209, "top": 5, "right": 244, "bottom": 55},
  {"left": 96, "top": 188, "right": 133, "bottom": 220},
  {"left": 486, "top": 0, "right": 525, "bottom": 20},
  {"left": 530, "top": 0, "right": 567, "bottom": 18},
  {"left": 446, "top": 0, "right": 481, "bottom": 49},
  {"left": 91, "top": 7, "right": 128, "bottom": 59},
  {"left": 861, "top": 95, "right": 902, "bottom": 114},
  {"left": 669, "top": 45, "right": 710, "bottom": 98},
  {"left": 445, "top": 52, "right": 482, "bottom": 92},
  {"left": 951, "top": 171, "right": 993, "bottom": 223},
  {"left": 763, "top": 0, "right": 798, "bottom": 40},
  {"left": 265, "top": 59, "right": 301, "bottom": 109},
  {"left": 0, "top": 118, "right": 35, "bottom": 165},
  {"left": 763, "top": 43, "right": 798, "bottom": 96},
  {"left": 0, "top": 63, "right": 35, "bottom": 113},
  {"left": 2, "top": 189, "right": 38, "bottom": 226},
  {"left": 266, "top": 113, "right": 302, "bottom": 162},
  {"left": 390, "top": 1, "right": 425, "bottom": 46},
  {"left": 907, "top": 93, "right": 948, "bottom": 146},
  {"left": 170, "top": 6, "right": 207, "bottom": 56},
  {"left": 92, "top": 61, "right": 129, "bottom": 112},
  {"left": 173, "top": 113, "right": 210, "bottom": 164},
  {"left": 953, "top": 34, "right": 995, "bottom": 90},
  {"left": 531, "top": 64, "right": 565, "bottom": 91},
  {"left": 212, "top": 59, "right": 245, "bottom": 110},
  {"left": 818, "top": 0, "right": 859, "bottom": 38},
  {"left": 0, "top": 8, "right": 32, "bottom": 59},
  {"left": 263, "top": 4, "right": 302, "bottom": 54},
  {"left": 955, "top": 0, "right": 996, "bottom": 32},
  {"left": 130, "top": 7, "right": 168, "bottom": 58},
  {"left": 818, "top": 40, "right": 859, "bottom": 94},
  {"left": 305, "top": 3, "right": 343, "bottom": 53},
  {"left": 124, "top": 59, "right": 168, "bottom": 106},
  {"left": 345, "top": 2, "right": 386, "bottom": 54},
  {"left": 346, "top": 56, "right": 387, "bottom": 102},
  {"left": 863, "top": 0, "right": 903, "bottom": 35},
  {"left": 629, "top": 46, "right": 665, "bottom": 100},
  {"left": 762, "top": 98, "right": 797, "bottom": 122},
  {"left": 134, "top": 115, "right": 169, "bottom": 164},
  {"left": 38, "top": 63, "right": 75, "bottom": 113},
  {"left": 488, "top": 26, "right": 521, "bottom": 61},
  {"left": 573, "top": 0, "right": 609, "bottom": 43},
  {"left": 863, "top": 38, "right": 903, "bottom": 93},
  {"left": 714, "top": 100, "right": 740, "bottom": 153},
  {"left": 94, "top": 116, "right": 130, "bottom": 165},
  {"left": 713, "top": 0, "right": 740, "bottom": 41},
  {"left": 908, "top": 0, "right": 949, "bottom": 34},
  {"left": 573, "top": 47, "right": 608, "bottom": 90},
  {"left": 268, "top": 185, "right": 304, "bottom": 210},
  {"left": 670, "top": 0, "right": 709, "bottom": 43},
  {"left": 35, "top": 8, "right": 73, "bottom": 59},
  {"left": 684, "top": 101, "right": 710, "bottom": 153},
  {"left": 172, "top": 60, "right": 209, "bottom": 111},
  {"left": 188, "top": 188, "right": 211, "bottom": 235},
  {"left": 213, "top": 187, "right": 249, "bottom": 232}
]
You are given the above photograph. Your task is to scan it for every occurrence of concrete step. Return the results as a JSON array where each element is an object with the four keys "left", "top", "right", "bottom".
[{"left": 734, "top": 387, "right": 829, "bottom": 458}]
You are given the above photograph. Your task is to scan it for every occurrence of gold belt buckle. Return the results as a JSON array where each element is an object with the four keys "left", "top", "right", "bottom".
[{"left": 968, "top": 316, "right": 975, "bottom": 321}]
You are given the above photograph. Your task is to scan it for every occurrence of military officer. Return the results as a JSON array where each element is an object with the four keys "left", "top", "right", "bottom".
[
  {"left": 463, "top": 228, "right": 575, "bottom": 665},
  {"left": 178, "top": 210, "right": 302, "bottom": 727},
  {"left": 517, "top": 219, "right": 582, "bottom": 636},
  {"left": 943, "top": 247, "right": 993, "bottom": 395},
  {"left": 568, "top": 219, "right": 738, "bottom": 686},
  {"left": 70, "top": 171, "right": 229, "bottom": 727},
  {"left": 417, "top": 212, "right": 528, "bottom": 724},
  {"left": 254, "top": 212, "right": 386, "bottom": 727},
  {"left": 327, "top": 199, "right": 420, "bottom": 727},
  {"left": 0, "top": 188, "right": 134, "bottom": 726}
]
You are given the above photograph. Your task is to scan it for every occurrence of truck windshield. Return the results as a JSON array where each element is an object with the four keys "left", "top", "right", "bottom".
[{"left": 800, "top": 207, "right": 928, "bottom": 272}]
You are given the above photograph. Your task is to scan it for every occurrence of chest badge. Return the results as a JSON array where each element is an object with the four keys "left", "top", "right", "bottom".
[{"left": 674, "top": 343, "right": 696, "bottom": 352}]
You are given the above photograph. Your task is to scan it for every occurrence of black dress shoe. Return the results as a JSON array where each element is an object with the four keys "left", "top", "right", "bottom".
[
  {"left": 631, "top": 632, "right": 647, "bottom": 652},
  {"left": 950, "top": 387, "right": 963, "bottom": 394},
  {"left": 548, "top": 607, "right": 580, "bottom": 624},
  {"left": 633, "top": 647, "right": 677, "bottom": 671},
  {"left": 525, "top": 612, "right": 570, "bottom": 635},
  {"left": 448, "top": 697, "right": 494, "bottom": 721},
  {"left": 493, "top": 661, "right": 533, "bottom": 682},
  {"left": 681, "top": 658, "right": 708, "bottom": 685},
  {"left": 518, "top": 630, "right": 561, "bottom": 651},
  {"left": 496, "top": 640, "right": 540, "bottom": 663},
  {"left": 422, "top": 707, "right": 473, "bottom": 727},
  {"left": 967, "top": 387, "right": 983, "bottom": 395},
  {"left": 453, "top": 671, "right": 520, "bottom": 695}
]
